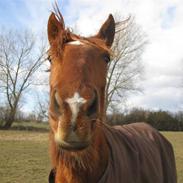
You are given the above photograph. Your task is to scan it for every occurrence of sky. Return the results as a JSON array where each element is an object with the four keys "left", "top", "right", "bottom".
[{"left": 0, "top": 0, "right": 182, "bottom": 112}]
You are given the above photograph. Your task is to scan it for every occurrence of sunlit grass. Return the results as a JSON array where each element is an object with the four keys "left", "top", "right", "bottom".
[
  {"left": 162, "top": 132, "right": 183, "bottom": 183},
  {"left": 0, "top": 130, "right": 50, "bottom": 183}
]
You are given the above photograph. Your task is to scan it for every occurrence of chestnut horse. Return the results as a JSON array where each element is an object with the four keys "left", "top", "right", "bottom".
[{"left": 47, "top": 9, "right": 177, "bottom": 183}]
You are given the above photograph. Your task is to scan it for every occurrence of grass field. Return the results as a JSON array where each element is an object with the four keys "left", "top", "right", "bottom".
[
  {"left": 0, "top": 124, "right": 182, "bottom": 183},
  {"left": 162, "top": 132, "right": 183, "bottom": 183}
]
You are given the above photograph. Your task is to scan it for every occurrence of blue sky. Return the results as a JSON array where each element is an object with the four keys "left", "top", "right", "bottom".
[
  {"left": 161, "top": 5, "right": 176, "bottom": 29},
  {"left": 0, "top": 0, "right": 183, "bottom": 112},
  {"left": 0, "top": 0, "right": 77, "bottom": 33},
  {"left": 0, "top": 0, "right": 37, "bottom": 29}
]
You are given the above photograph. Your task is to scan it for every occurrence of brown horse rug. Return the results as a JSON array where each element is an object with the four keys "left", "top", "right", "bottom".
[
  {"left": 98, "top": 122, "right": 177, "bottom": 183},
  {"left": 49, "top": 122, "right": 177, "bottom": 183}
]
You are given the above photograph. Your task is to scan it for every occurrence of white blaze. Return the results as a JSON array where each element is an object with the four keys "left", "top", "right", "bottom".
[
  {"left": 66, "top": 92, "right": 86, "bottom": 125},
  {"left": 67, "top": 40, "right": 84, "bottom": 45}
]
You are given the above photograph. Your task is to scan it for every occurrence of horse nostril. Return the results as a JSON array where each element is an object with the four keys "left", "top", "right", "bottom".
[
  {"left": 86, "top": 90, "right": 98, "bottom": 117},
  {"left": 91, "top": 120, "right": 96, "bottom": 130},
  {"left": 70, "top": 124, "right": 77, "bottom": 132},
  {"left": 54, "top": 92, "right": 60, "bottom": 108},
  {"left": 51, "top": 91, "right": 62, "bottom": 116}
]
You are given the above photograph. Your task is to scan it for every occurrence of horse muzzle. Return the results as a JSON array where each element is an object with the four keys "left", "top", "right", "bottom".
[{"left": 55, "top": 129, "right": 90, "bottom": 151}]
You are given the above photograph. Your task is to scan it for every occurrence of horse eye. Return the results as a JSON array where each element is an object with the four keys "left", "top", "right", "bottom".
[
  {"left": 48, "top": 56, "right": 52, "bottom": 64},
  {"left": 45, "top": 56, "right": 52, "bottom": 72},
  {"left": 103, "top": 55, "right": 110, "bottom": 63}
]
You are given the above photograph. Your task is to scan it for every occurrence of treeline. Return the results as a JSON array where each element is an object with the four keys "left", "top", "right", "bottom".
[
  {"left": 107, "top": 108, "right": 183, "bottom": 131},
  {"left": 0, "top": 106, "right": 45, "bottom": 127},
  {"left": 1, "top": 106, "right": 183, "bottom": 131}
]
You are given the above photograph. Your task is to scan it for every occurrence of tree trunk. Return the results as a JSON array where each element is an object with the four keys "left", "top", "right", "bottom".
[{"left": 2, "top": 110, "right": 16, "bottom": 129}]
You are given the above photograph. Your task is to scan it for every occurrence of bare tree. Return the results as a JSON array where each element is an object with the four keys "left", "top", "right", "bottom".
[
  {"left": 105, "top": 17, "right": 147, "bottom": 113},
  {"left": 0, "top": 30, "right": 46, "bottom": 129},
  {"left": 34, "top": 92, "right": 49, "bottom": 122}
]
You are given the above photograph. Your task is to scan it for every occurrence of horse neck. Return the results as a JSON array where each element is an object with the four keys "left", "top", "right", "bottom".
[{"left": 50, "top": 125, "right": 109, "bottom": 183}]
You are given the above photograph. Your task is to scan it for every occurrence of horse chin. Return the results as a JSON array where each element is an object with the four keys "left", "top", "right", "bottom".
[{"left": 58, "top": 141, "right": 90, "bottom": 151}]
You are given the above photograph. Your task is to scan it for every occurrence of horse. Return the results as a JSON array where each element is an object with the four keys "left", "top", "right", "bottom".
[{"left": 47, "top": 8, "right": 177, "bottom": 183}]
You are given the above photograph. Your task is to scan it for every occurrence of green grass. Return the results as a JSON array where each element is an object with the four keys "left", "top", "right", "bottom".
[
  {"left": 162, "top": 132, "right": 183, "bottom": 183},
  {"left": 0, "top": 127, "right": 182, "bottom": 183},
  {"left": 0, "top": 130, "right": 50, "bottom": 183}
]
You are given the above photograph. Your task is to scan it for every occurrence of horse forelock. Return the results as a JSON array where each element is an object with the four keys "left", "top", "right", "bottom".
[{"left": 48, "top": 31, "right": 112, "bottom": 61}]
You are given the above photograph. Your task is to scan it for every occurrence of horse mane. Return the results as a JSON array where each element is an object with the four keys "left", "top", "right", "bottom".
[{"left": 52, "top": 2, "right": 65, "bottom": 28}]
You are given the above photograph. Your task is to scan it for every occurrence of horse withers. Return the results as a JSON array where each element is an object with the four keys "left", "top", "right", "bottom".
[{"left": 47, "top": 8, "right": 177, "bottom": 183}]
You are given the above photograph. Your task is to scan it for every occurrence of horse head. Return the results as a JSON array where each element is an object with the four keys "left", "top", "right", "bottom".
[{"left": 48, "top": 11, "right": 115, "bottom": 151}]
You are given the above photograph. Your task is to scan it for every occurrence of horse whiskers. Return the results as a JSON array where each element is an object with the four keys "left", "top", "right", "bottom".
[{"left": 57, "top": 143, "right": 98, "bottom": 172}]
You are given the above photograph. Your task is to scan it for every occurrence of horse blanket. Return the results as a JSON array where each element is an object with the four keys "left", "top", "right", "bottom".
[{"left": 99, "top": 122, "right": 177, "bottom": 183}]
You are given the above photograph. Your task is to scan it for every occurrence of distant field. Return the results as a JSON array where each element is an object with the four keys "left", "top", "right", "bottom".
[{"left": 0, "top": 124, "right": 182, "bottom": 183}]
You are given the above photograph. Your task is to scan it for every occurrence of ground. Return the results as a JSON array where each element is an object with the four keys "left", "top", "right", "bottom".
[{"left": 0, "top": 122, "right": 182, "bottom": 183}]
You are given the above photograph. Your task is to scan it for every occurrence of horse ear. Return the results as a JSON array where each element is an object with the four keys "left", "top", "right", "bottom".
[
  {"left": 97, "top": 14, "right": 115, "bottom": 47},
  {"left": 47, "top": 13, "right": 64, "bottom": 44}
]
